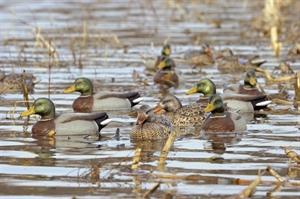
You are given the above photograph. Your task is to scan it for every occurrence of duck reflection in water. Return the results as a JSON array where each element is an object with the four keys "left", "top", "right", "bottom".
[{"left": 203, "top": 132, "right": 243, "bottom": 155}]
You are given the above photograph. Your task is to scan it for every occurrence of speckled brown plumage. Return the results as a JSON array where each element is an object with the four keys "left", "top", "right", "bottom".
[
  {"left": 131, "top": 113, "right": 173, "bottom": 141},
  {"left": 216, "top": 49, "right": 265, "bottom": 73},
  {"left": 155, "top": 95, "right": 206, "bottom": 127},
  {"left": 0, "top": 71, "right": 36, "bottom": 94},
  {"left": 169, "top": 103, "right": 205, "bottom": 127},
  {"left": 153, "top": 70, "right": 179, "bottom": 89},
  {"left": 184, "top": 45, "right": 214, "bottom": 67}
]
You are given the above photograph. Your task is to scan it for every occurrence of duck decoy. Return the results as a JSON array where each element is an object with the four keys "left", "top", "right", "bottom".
[
  {"left": 184, "top": 44, "right": 214, "bottom": 67},
  {"left": 64, "top": 77, "right": 143, "bottom": 112},
  {"left": 202, "top": 94, "right": 246, "bottom": 132},
  {"left": 186, "top": 78, "right": 271, "bottom": 113},
  {"left": 154, "top": 44, "right": 172, "bottom": 70},
  {"left": 153, "top": 57, "right": 179, "bottom": 89},
  {"left": 153, "top": 94, "right": 204, "bottom": 127},
  {"left": 0, "top": 70, "right": 37, "bottom": 94},
  {"left": 20, "top": 98, "right": 112, "bottom": 138},
  {"left": 224, "top": 70, "right": 265, "bottom": 96},
  {"left": 215, "top": 49, "right": 266, "bottom": 73},
  {"left": 130, "top": 105, "right": 173, "bottom": 141}
]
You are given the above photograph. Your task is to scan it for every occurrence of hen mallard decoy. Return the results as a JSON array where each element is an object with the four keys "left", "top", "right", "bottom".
[
  {"left": 184, "top": 44, "right": 214, "bottom": 67},
  {"left": 64, "top": 77, "right": 143, "bottom": 112},
  {"left": 0, "top": 70, "right": 37, "bottom": 94},
  {"left": 20, "top": 98, "right": 111, "bottom": 138},
  {"left": 130, "top": 105, "right": 173, "bottom": 141},
  {"left": 202, "top": 94, "right": 246, "bottom": 132},
  {"left": 153, "top": 57, "right": 179, "bottom": 89},
  {"left": 153, "top": 94, "right": 205, "bottom": 127},
  {"left": 215, "top": 49, "right": 266, "bottom": 73},
  {"left": 186, "top": 78, "right": 270, "bottom": 113}
]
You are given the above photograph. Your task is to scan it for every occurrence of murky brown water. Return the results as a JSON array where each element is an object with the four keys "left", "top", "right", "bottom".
[{"left": 0, "top": 0, "right": 300, "bottom": 198}]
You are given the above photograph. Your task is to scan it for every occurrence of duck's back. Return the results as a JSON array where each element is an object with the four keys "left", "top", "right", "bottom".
[
  {"left": 172, "top": 103, "right": 204, "bottom": 127},
  {"left": 131, "top": 115, "right": 172, "bottom": 141},
  {"left": 55, "top": 113, "right": 99, "bottom": 135}
]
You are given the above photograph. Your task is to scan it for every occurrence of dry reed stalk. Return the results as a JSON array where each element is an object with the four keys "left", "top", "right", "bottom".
[
  {"left": 266, "top": 166, "right": 285, "bottom": 183},
  {"left": 48, "top": 40, "right": 53, "bottom": 98},
  {"left": 82, "top": 21, "right": 88, "bottom": 48},
  {"left": 256, "top": 68, "right": 296, "bottom": 84},
  {"left": 270, "top": 26, "right": 281, "bottom": 57},
  {"left": 266, "top": 183, "right": 282, "bottom": 198},
  {"left": 284, "top": 148, "right": 300, "bottom": 164},
  {"left": 131, "top": 147, "right": 142, "bottom": 170},
  {"left": 236, "top": 171, "right": 263, "bottom": 199},
  {"left": 34, "top": 27, "right": 59, "bottom": 64},
  {"left": 294, "top": 72, "right": 300, "bottom": 109},
  {"left": 153, "top": 173, "right": 203, "bottom": 181},
  {"left": 271, "top": 98, "right": 293, "bottom": 105},
  {"left": 158, "top": 131, "right": 177, "bottom": 170},
  {"left": 21, "top": 70, "right": 30, "bottom": 109},
  {"left": 264, "top": 0, "right": 282, "bottom": 57},
  {"left": 143, "top": 182, "right": 160, "bottom": 198}
]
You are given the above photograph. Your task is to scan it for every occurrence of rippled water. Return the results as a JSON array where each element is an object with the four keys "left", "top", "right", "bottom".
[{"left": 0, "top": 0, "right": 300, "bottom": 198}]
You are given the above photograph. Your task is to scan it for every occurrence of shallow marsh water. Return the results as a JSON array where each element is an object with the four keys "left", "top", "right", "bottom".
[{"left": 0, "top": 0, "right": 300, "bottom": 198}]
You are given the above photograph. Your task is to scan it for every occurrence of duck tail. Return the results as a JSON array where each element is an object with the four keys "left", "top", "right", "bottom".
[
  {"left": 249, "top": 56, "right": 267, "bottom": 67},
  {"left": 94, "top": 113, "right": 112, "bottom": 132},
  {"left": 251, "top": 95, "right": 272, "bottom": 110},
  {"left": 127, "top": 92, "right": 143, "bottom": 107}
]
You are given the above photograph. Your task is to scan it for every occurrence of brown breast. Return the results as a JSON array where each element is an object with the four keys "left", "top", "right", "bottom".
[
  {"left": 202, "top": 112, "right": 234, "bottom": 132},
  {"left": 153, "top": 70, "right": 179, "bottom": 88},
  {"left": 238, "top": 85, "right": 263, "bottom": 96},
  {"left": 32, "top": 119, "right": 56, "bottom": 138},
  {"left": 73, "top": 96, "right": 94, "bottom": 113}
]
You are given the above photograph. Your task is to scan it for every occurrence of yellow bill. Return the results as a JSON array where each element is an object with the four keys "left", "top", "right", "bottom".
[
  {"left": 204, "top": 103, "right": 215, "bottom": 113},
  {"left": 249, "top": 77, "right": 257, "bottom": 86},
  {"left": 157, "top": 60, "right": 166, "bottom": 69},
  {"left": 185, "top": 86, "right": 198, "bottom": 95},
  {"left": 21, "top": 106, "right": 35, "bottom": 117},
  {"left": 164, "top": 48, "right": 170, "bottom": 56},
  {"left": 63, "top": 84, "right": 76, "bottom": 93}
]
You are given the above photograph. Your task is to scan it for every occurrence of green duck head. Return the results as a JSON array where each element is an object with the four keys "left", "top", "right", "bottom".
[
  {"left": 64, "top": 77, "right": 93, "bottom": 96},
  {"left": 20, "top": 98, "right": 55, "bottom": 120},
  {"left": 153, "top": 94, "right": 182, "bottom": 113},
  {"left": 186, "top": 78, "right": 216, "bottom": 97},
  {"left": 161, "top": 44, "right": 171, "bottom": 56},
  {"left": 244, "top": 70, "right": 257, "bottom": 88},
  {"left": 157, "top": 57, "right": 174, "bottom": 70},
  {"left": 204, "top": 94, "right": 225, "bottom": 114}
]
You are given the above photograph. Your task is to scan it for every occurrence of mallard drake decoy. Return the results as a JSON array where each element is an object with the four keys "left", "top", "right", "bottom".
[
  {"left": 64, "top": 77, "right": 143, "bottom": 112},
  {"left": 154, "top": 44, "right": 173, "bottom": 70},
  {"left": 130, "top": 105, "right": 173, "bottom": 141},
  {"left": 184, "top": 44, "right": 214, "bottom": 67},
  {"left": 153, "top": 57, "right": 179, "bottom": 89},
  {"left": 153, "top": 94, "right": 205, "bottom": 127},
  {"left": 216, "top": 49, "right": 266, "bottom": 73},
  {"left": 20, "top": 98, "right": 111, "bottom": 138},
  {"left": 0, "top": 70, "right": 37, "bottom": 94},
  {"left": 202, "top": 94, "right": 246, "bottom": 132},
  {"left": 185, "top": 78, "right": 217, "bottom": 106},
  {"left": 186, "top": 78, "right": 271, "bottom": 113},
  {"left": 224, "top": 70, "right": 265, "bottom": 96}
]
